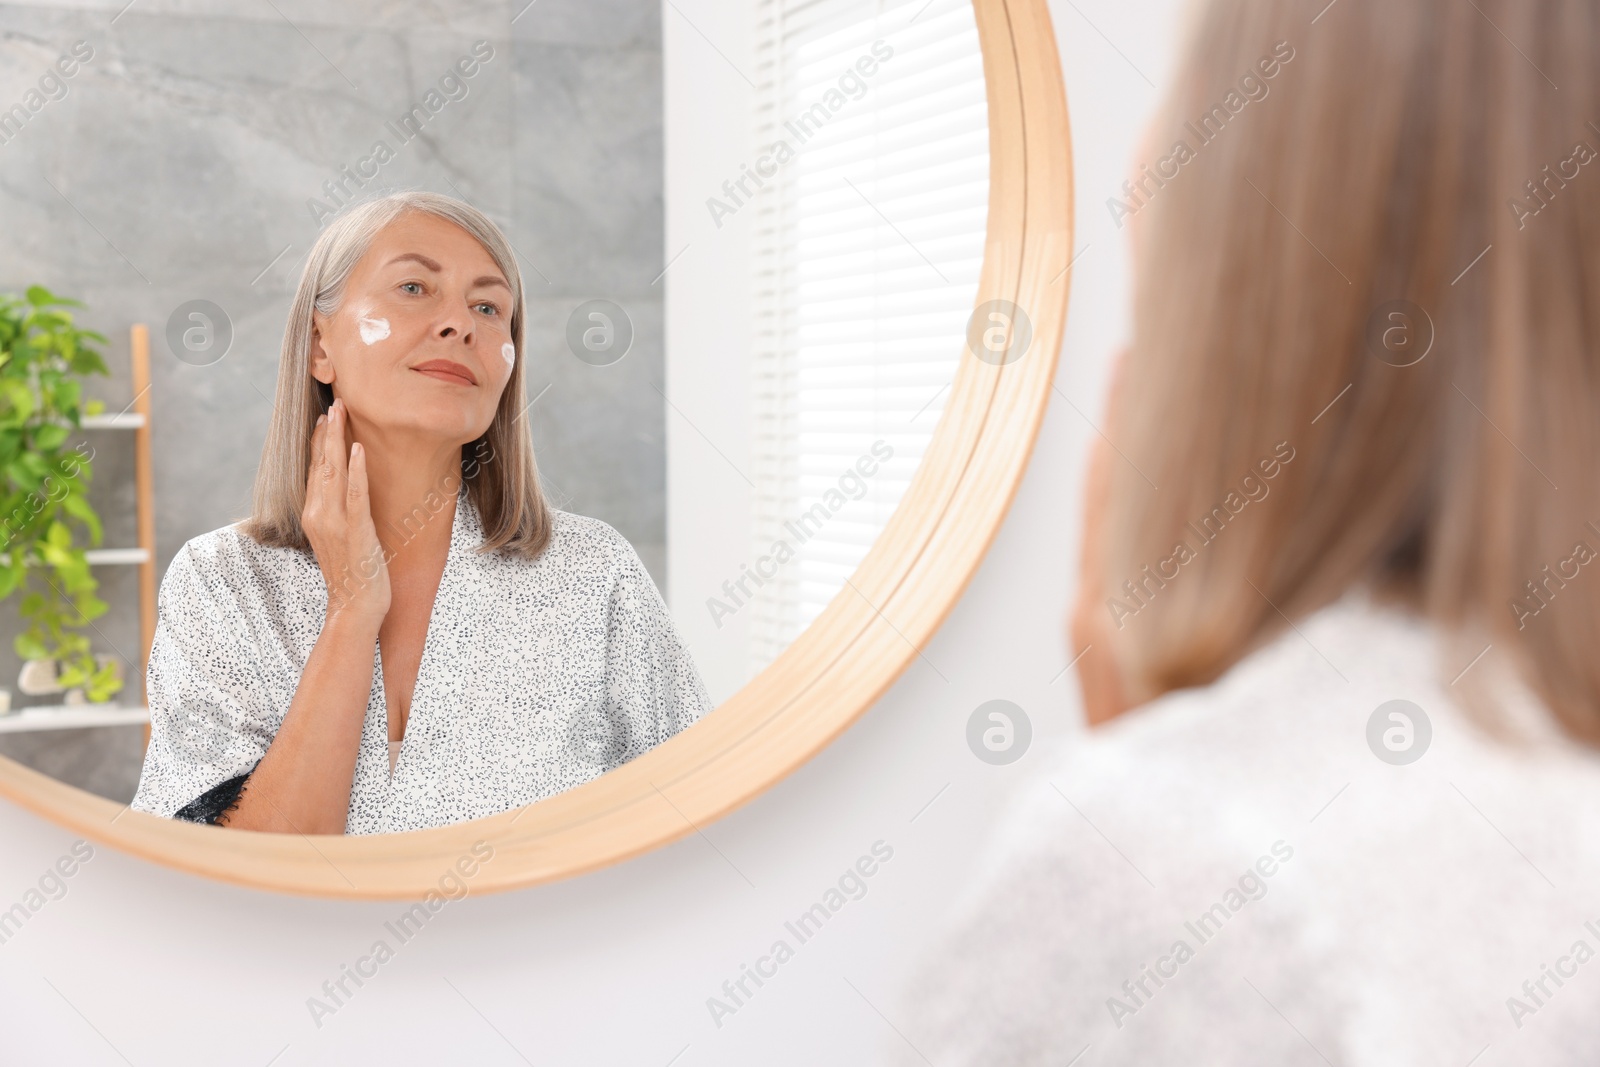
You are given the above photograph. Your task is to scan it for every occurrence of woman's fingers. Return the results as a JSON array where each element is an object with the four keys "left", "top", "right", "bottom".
[
  {"left": 332, "top": 436, "right": 389, "bottom": 622},
  {"left": 345, "top": 440, "right": 378, "bottom": 603},
  {"left": 309, "top": 410, "right": 327, "bottom": 466},
  {"left": 306, "top": 398, "right": 351, "bottom": 526},
  {"left": 325, "top": 397, "right": 349, "bottom": 496},
  {"left": 301, "top": 397, "right": 388, "bottom": 622},
  {"left": 347, "top": 440, "right": 371, "bottom": 519},
  {"left": 304, "top": 411, "right": 329, "bottom": 509}
]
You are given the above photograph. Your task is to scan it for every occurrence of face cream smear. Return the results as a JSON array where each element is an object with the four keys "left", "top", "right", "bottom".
[
  {"left": 358, "top": 316, "right": 390, "bottom": 345},
  {"left": 501, "top": 342, "right": 515, "bottom": 366}
]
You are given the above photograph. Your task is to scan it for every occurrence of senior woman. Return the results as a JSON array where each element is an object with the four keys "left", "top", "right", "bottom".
[
  {"left": 887, "top": 0, "right": 1600, "bottom": 1062},
  {"left": 131, "top": 192, "right": 711, "bottom": 835}
]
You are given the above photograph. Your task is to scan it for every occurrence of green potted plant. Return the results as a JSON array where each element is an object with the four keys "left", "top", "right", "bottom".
[{"left": 0, "top": 284, "right": 121, "bottom": 705}]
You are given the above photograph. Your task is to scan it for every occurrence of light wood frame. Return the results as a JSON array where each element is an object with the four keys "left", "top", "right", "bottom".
[{"left": 0, "top": 0, "right": 1074, "bottom": 899}]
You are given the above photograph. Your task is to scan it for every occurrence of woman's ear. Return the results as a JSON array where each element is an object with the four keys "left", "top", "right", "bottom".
[{"left": 308, "top": 314, "right": 335, "bottom": 385}]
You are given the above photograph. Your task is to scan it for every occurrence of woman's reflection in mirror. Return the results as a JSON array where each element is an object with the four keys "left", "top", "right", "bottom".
[{"left": 130, "top": 192, "right": 712, "bottom": 835}]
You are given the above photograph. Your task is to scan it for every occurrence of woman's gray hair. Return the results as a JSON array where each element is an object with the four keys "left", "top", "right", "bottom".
[{"left": 242, "top": 191, "right": 552, "bottom": 559}]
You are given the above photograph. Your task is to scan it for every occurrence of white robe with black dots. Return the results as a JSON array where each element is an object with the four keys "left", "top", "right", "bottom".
[{"left": 129, "top": 491, "right": 712, "bottom": 834}]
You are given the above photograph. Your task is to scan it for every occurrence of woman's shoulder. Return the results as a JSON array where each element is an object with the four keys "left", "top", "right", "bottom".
[
  {"left": 1026, "top": 590, "right": 1510, "bottom": 820},
  {"left": 174, "top": 519, "right": 305, "bottom": 565},
  {"left": 164, "top": 519, "right": 318, "bottom": 596},
  {"left": 890, "top": 591, "right": 1600, "bottom": 1063},
  {"left": 941, "top": 587, "right": 1600, "bottom": 935},
  {"left": 985, "top": 584, "right": 1600, "bottom": 902},
  {"left": 546, "top": 507, "right": 629, "bottom": 545},
  {"left": 536, "top": 508, "right": 645, "bottom": 570},
  {"left": 1086, "top": 588, "right": 1440, "bottom": 754}
]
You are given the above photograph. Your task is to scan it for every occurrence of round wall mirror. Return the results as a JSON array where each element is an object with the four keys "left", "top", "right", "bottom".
[{"left": 0, "top": 0, "right": 1071, "bottom": 897}]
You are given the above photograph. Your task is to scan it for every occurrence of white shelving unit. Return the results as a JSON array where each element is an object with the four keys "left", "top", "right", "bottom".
[
  {"left": 0, "top": 325, "right": 157, "bottom": 737},
  {"left": 0, "top": 704, "right": 149, "bottom": 733}
]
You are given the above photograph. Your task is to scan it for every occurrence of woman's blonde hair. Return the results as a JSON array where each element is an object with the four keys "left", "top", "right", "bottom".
[
  {"left": 243, "top": 191, "right": 552, "bottom": 559},
  {"left": 1092, "top": 0, "right": 1600, "bottom": 743}
]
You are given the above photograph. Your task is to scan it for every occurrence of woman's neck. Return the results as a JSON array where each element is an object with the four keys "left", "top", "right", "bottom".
[{"left": 350, "top": 427, "right": 463, "bottom": 565}]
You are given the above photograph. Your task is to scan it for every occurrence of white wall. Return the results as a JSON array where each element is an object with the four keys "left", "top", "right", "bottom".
[
  {"left": 0, "top": 2, "right": 1181, "bottom": 1062},
  {"left": 663, "top": 0, "right": 757, "bottom": 704}
]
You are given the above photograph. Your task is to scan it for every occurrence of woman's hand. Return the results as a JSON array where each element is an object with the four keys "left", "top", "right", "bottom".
[
  {"left": 302, "top": 396, "right": 391, "bottom": 629},
  {"left": 214, "top": 396, "right": 388, "bottom": 833}
]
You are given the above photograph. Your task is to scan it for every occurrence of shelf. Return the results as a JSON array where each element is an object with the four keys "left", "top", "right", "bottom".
[
  {"left": 79, "top": 412, "right": 145, "bottom": 430},
  {"left": 0, "top": 704, "right": 150, "bottom": 733},
  {"left": 17, "top": 548, "right": 148, "bottom": 568},
  {"left": 85, "top": 548, "right": 150, "bottom": 565},
  {"left": 2, "top": 327, "right": 163, "bottom": 749}
]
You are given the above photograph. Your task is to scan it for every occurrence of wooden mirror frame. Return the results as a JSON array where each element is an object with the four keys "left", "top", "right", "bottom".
[{"left": 0, "top": 0, "right": 1074, "bottom": 899}]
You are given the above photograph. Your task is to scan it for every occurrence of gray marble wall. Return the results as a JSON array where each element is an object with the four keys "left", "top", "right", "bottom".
[{"left": 0, "top": 0, "right": 665, "bottom": 801}]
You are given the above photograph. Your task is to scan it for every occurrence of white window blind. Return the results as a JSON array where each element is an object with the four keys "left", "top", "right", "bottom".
[{"left": 747, "top": 0, "right": 990, "bottom": 671}]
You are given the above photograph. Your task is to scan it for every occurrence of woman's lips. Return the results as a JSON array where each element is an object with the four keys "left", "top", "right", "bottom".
[{"left": 411, "top": 359, "right": 477, "bottom": 386}]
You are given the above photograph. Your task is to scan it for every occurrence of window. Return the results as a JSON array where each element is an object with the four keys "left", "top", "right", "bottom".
[{"left": 747, "top": 0, "right": 990, "bottom": 669}]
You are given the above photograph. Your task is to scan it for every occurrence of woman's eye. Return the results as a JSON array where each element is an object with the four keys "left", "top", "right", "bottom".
[
  {"left": 476, "top": 302, "right": 501, "bottom": 316},
  {"left": 400, "top": 281, "right": 423, "bottom": 295}
]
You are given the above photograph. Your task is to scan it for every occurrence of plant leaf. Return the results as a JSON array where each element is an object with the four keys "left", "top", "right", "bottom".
[
  {"left": 59, "top": 493, "right": 101, "bottom": 545},
  {"left": 13, "top": 632, "right": 48, "bottom": 660},
  {"left": 31, "top": 423, "right": 68, "bottom": 451}
]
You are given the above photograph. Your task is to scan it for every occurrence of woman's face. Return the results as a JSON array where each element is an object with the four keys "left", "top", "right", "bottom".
[{"left": 309, "top": 211, "right": 516, "bottom": 446}]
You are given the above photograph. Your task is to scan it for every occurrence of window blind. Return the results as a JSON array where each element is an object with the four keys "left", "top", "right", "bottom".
[{"left": 747, "top": 0, "right": 990, "bottom": 671}]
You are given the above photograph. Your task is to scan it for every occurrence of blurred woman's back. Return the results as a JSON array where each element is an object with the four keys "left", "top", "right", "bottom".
[{"left": 887, "top": 0, "right": 1600, "bottom": 1062}]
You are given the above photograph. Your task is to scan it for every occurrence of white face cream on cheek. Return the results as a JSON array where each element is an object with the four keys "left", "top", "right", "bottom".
[
  {"left": 358, "top": 316, "right": 391, "bottom": 345},
  {"left": 501, "top": 342, "right": 515, "bottom": 366}
]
